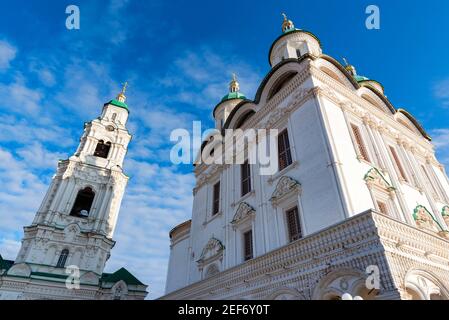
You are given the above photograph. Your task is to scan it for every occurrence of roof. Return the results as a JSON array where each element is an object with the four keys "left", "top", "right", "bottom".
[
  {"left": 355, "top": 75, "right": 370, "bottom": 82},
  {"left": 101, "top": 267, "right": 144, "bottom": 286},
  {"left": 221, "top": 91, "right": 246, "bottom": 102},
  {"left": 105, "top": 99, "right": 129, "bottom": 111},
  {"left": 0, "top": 255, "right": 14, "bottom": 272},
  {"left": 268, "top": 29, "right": 322, "bottom": 66}
]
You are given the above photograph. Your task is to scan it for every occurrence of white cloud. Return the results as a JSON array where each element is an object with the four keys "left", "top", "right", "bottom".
[
  {"left": 431, "top": 128, "right": 449, "bottom": 167},
  {"left": 0, "top": 78, "right": 42, "bottom": 114},
  {"left": 17, "top": 142, "right": 67, "bottom": 170},
  {"left": 434, "top": 79, "right": 449, "bottom": 107},
  {"left": 0, "top": 239, "right": 21, "bottom": 260},
  {"left": 161, "top": 47, "right": 262, "bottom": 109},
  {"left": 0, "top": 40, "right": 17, "bottom": 71}
]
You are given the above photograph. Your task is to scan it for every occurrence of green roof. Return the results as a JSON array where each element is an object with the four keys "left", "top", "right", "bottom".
[
  {"left": 106, "top": 99, "right": 129, "bottom": 111},
  {"left": 221, "top": 91, "right": 246, "bottom": 102},
  {"left": 0, "top": 255, "right": 14, "bottom": 272},
  {"left": 100, "top": 267, "right": 144, "bottom": 286},
  {"left": 355, "top": 75, "right": 370, "bottom": 82}
]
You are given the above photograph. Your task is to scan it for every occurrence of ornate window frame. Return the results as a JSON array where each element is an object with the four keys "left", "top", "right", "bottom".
[
  {"left": 269, "top": 176, "right": 305, "bottom": 246},
  {"left": 196, "top": 237, "right": 225, "bottom": 278},
  {"left": 413, "top": 205, "right": 449, "bottom": 239},
  {"left": 364, "top": 167, "right": 400, "bottom": 220},
  {"left": 231, "top": 202, "right": 256, "bottom": 263}
]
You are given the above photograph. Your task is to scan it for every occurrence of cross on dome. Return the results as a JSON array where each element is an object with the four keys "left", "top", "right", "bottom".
[
  {"left": 117, "top": 81, "right": 129, "bottom": 103},
  {"left": 281, "top": 13, "right": 295, "bottom": 33}
]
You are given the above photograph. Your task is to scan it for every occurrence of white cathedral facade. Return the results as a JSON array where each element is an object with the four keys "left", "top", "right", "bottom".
[
  {"left": 162, "top": 15, "right": 449, "bottom": 300},
  {"left": 0, "top": 88, "right": 148, "bottom": 300}
]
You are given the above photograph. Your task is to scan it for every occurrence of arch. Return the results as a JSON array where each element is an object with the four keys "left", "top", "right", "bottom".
[
  {"left": 267, "top": 287, "right": 305, "bottom": 300},
  {"left": 267, "top": 71, "right": 298, "bottom": 100},
  {"left": 235, "top": 110, "right": 256, "bottom": 129},
  {"left": 223, "top": 102, "right": 257, "bottom": 131},
  {"left": 396, "top": 109, "right": 431, "bottom": 141},
  {"left": 112, "top": 280, "right": 128, "bottom": 300},
  {"left": 357, "top": 86, "right": 392, "bottom": 114},
  {"left": 56, "top": 249, "right": 69, "bottom": 268},
  {"left": 320, "top": 66, "right": 348, "bottom": 87},
  {"left": 70, "top": 187, "right": 95, "bottom": 218},
  {"left": 312, "top": 268, "right": 377, "bottom": 300},
  {"left": 94, "top": 140, "right": 111, "bottom": 159},
  {"left": 404, "top": 269, "right": 449, "bottom": 300}
]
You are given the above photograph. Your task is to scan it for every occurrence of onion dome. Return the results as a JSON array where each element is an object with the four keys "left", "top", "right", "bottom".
[{"left": 221, "top": 73, "right": 246, "bottom": 102}]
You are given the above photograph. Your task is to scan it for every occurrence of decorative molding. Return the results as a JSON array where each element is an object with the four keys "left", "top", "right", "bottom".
[
  {"left": 412, "top": 205, "right": 445, "bottom": 236},
  {"left": 231, "top": 202, "right": 256, "bottom": 227},
  {"left": 270, "top": 176, "right": 301, "bottom": 206},
  {"left": 364, "top": 168, "right": 395, "bottom": 192},
  {"left": 197, "top": 238, "right": 225, "bottom": 267}
]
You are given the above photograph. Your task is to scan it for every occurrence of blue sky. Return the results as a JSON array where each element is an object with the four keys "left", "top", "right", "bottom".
[{"left": 0, "top": 0, "right": 448, "bottom": 299}]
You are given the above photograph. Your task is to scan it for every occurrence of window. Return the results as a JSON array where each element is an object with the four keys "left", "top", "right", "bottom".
[
  {"left": 278, "top": 129, "right": 293, "bottom": 171},
  {"left": 377, "top": 201, "right": 388, "bottom": 215},
  {"left": 112, "top": 113, "right": 117, "bottom": 121},
  {"left": 94, "top": 140, "right": 111, "bottom": 159},
  {"left": 241, "top": 160, "right": 251, "bottom": 197},
  {"left": 243, "top": 230, "right": 253, "bottom": 261},
  {"left": 296, "top": 49, "right": 302, "bottom": 58},
  {"left": 286, "top": 207, "right": 302, "bottom": 242},
  {"left": 212, "top": 182, "right": 220, "bottom": 215},
  {"left": 56, "top": 249, "right": 69, "bottom": 268},
  {"left": 389, "top": 146, "right": 408, "bottom": 182},
  {"left": 70, "top": 187, "right": 95, "bottom": 217},
  {"left": 351, "top": 124, "right": 370, "bottom": 162}
]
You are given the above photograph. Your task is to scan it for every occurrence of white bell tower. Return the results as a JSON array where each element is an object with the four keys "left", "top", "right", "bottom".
[{"left": 12, "top": 84, "right": 132, "bottom": 278}]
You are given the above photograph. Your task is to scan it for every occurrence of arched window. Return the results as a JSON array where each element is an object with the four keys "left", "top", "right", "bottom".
[
  {"left": 112, "top": 113, "right": 117, "bottom": 121},
  {"left": 94, "top": 140, "right": 111, "bottom": 159},
  {"left": 70, "top": 187, "right": 95, "bottom": 217},
  {"left": 56, "top": 249, "right": 69, "bottom": 268}
]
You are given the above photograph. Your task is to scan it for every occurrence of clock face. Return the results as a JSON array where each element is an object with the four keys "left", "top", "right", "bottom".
[{"left": 106, "top": 125, "right": 115, "bottom": 132}]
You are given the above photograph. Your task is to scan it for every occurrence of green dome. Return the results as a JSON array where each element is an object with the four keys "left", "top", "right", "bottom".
[
  {"left": 221, "top": 91, "right": 246, "bottom": 102},
  {"left": 355, "top": 75, "right": 369, "bottom": 82},
  {"left": 107, "top": 99, "right": 129, "bottom": 110}
]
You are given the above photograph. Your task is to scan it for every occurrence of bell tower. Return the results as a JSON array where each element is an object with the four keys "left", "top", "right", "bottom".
[{"left": 12, "top": 84, "right": 132, "bottom": 278}]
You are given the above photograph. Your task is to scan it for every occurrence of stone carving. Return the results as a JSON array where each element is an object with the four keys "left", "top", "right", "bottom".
[
  {"left": 364, "top": 168, "right": 395, "bottom": 192},
  {"left": 264, "top": 107, "right": 288, "bottom": 129},
  {"left": 413, "top": 205, "right": 442, "bottom": 234},
  {"left": 231, "top": 202, "right": 256, "bottom": 225},
  {"left": 270, "top": 176, "right": 301, "bottom": 206},
  {"left": 197, "top": 238, "right": 224, "bottom": 265}
]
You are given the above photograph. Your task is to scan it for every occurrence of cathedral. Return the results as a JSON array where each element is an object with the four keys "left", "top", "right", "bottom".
[
  {"left": 0, "top": 87, "right": 148, "bottom": 300},
  {"left": 162, "top": 15, "right": 449, "bottom": 300}
]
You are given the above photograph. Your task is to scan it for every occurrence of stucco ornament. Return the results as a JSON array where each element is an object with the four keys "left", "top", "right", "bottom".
[
  {"left": 231, "top": 202, "right": 256, "bottom": 225},
  {"left": 197, "top": 238, "right": 224, "bottom": 265},
  {"left": 270, "top": 176, "right": 301, "bottom": 206}
]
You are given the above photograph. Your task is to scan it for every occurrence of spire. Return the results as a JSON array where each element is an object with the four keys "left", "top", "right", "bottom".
[
  {"left": 281, "top": 13, "right": 295, "bottom": 33},
  {"left": 229, "top": 73, "right": 240, "bottom": 93},
  {"left": 117, "top": 81, "right": 128, "bottom": 103},
  {"left": 343, "top": 58, "right": 357, "bottom": 76}
]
